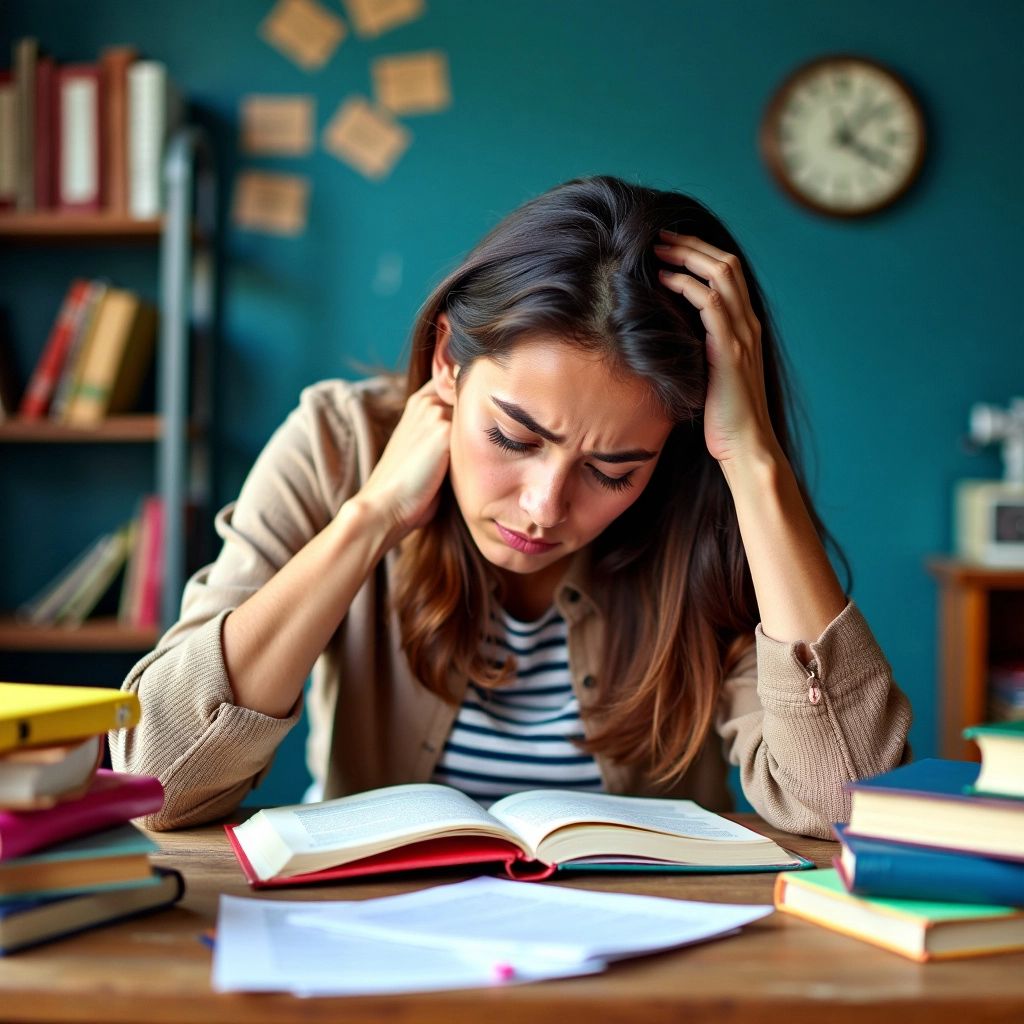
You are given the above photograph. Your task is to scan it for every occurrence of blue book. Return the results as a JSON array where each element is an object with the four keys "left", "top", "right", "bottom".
[
  {"left": 846, "top": 758, "right": 1024, "bottom": 863},
  {"left": 0, "top": 868, "right": 183, "bottom": 955},
  {"left": 833, "top": 823, "right": 1024, "bottom": 906}
]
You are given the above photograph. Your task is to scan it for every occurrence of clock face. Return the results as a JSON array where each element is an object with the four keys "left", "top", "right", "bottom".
[{"left": 761, "top": 56, "right": 926, "bottom": 216}]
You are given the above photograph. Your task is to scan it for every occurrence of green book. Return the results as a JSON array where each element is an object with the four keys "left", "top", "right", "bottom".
[
  {"left": 775, "top": 867, "right": 1024, "bottom": 962},
  {"left": 963, "top": 721, "right": 1024, "bottom": 799}
]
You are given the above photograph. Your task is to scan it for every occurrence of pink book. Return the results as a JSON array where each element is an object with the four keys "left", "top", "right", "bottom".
[
  {"left": 0, "top": 769, "right": 163, "bottom": 862},
  {"left": 136, "top": 496, "right": 164, "bottom": 628}
]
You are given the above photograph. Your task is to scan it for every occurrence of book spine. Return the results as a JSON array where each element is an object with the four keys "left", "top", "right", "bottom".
[
  {"left": 128, "top": 61, "right": 177, "bottom": 218},
  {"left": 100, "top": 47, "right": 136, "bottom": 214},
  {"left": 57, "top": 64, "right": 103, "bottom": 211},
  {"left": 0, "top": 772, "right": 163, "bottom": 861},
  {"left": 18, "top": 279, "right": 93, "bottom": 419},
  {"left": 0, "top": 71, "right": 16, "bottom": 209},
  {"left": 13, "top": 37, "right": 37, "bottom": 211},
  {"left": 136, "top": 496, "right": 164, "bottom": 628},
  {"left": 0, "top": 693, "right": 140, "bottom": 757},
  {"left": 17, "top": 532, "right": 113, "bottom": 626},
  {"left": 50, "top": 281, "right": 108, "bottom": 420},
  {"left": 33, "top": 55, "right": 56, "bottom": 209},
  {"left": 55, "top": 525, "right": 134, "bottom": 626}
]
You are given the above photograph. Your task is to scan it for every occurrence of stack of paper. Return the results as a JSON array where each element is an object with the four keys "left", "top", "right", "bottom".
[{"left": 212, "top": 877, "right": 772, "bottom": 995}]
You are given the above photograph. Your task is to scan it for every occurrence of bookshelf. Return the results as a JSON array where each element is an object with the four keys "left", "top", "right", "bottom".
[
  {"left": 0, "top": 128, "right": 217, "bottom": 655},
  {"left": 926, "top": 558, "right": 1024, "bottom": 760}
]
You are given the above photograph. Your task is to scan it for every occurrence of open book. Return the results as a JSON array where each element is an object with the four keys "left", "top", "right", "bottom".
[{"left": 226, "top": 784, "right": 809, "bottom": 887}]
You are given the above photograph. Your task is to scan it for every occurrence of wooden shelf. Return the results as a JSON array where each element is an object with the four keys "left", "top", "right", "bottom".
[
  {"left": 926, "top": 557, "right": 1024, "bottom": 590},
  {"left": 0, "top": 211, "right": 163, "bottom": 242},
  {"left": 0, "top": 616, "right": 160, "bottom": 652},
  {"left": 0, "top": 415, "right": 164, "bottom": 443}
]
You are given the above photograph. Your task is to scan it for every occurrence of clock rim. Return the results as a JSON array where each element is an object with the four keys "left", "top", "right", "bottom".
[{"left": 759, "top": 53, "right": 927, "bottom": 219}]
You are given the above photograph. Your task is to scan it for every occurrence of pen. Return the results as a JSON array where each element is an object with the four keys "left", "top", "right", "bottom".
[{"left": 491, "top": 961, "right": 516, "bottom": 982}]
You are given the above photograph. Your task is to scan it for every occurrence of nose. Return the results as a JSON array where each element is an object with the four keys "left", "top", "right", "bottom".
[{"left": 520, "top": 463, "right": 570, "bottom": 530}]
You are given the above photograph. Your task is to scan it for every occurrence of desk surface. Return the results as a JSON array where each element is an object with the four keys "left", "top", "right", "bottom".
[{"left": 0, "top": 815, "right": 1021, "bottom": 1024}]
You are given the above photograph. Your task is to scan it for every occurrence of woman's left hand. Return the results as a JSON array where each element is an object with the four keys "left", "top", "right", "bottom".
[{"left": 654, "top": 230, "right": 780, "bottom": 466}]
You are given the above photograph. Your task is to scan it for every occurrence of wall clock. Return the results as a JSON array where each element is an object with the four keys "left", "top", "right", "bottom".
[{"left": 760, "top": 55, "right": 926, "bottom": 218}]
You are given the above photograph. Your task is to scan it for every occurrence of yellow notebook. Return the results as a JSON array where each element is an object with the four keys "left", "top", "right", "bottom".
[{"left": 0, "top": 683, "right": 140, "bottom": 753}]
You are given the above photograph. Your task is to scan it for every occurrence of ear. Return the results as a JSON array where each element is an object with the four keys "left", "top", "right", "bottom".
[{"left": 431, "top": 312, "right": 459, "bottom": 406}]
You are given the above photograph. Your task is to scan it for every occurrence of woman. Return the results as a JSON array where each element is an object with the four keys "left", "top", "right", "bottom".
[{"left": 112, "top": 175, "right": 911, "bottom": 837}]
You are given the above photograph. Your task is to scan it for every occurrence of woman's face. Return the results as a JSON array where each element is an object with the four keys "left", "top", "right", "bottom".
[{"left": 434, "top": 326, "right": 675, "bottom": 593}]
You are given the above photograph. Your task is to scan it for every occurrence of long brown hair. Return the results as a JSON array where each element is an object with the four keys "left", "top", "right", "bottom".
[{"left": 392, "top": 175, "right": 848, "bottom": 785}]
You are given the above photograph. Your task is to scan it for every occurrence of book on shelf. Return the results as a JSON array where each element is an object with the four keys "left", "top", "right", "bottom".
[
  {"left": 0, "top": 683, "right": 139, "bottom": 757},
  {"left": 0, "top": 328, "right": 20, "bottom": 420},
  {"left": 56, "top": 63, "right": 103, "bottom": 211},
  {"left": 0, "top": 866, "right": 183, "bottom": 956},
  {"left": 0, "top": 822, "right": 158, "bottom": 899},
  {"left": 0, "top": 768, "right": 163, "bottom": 861},
  {"left": 0, "top": 70, "right": 15, "bottom": 209},
  {"left": 99, "top": 46, "right": 137, "bottom": 215},
  {"left": 832, "top": 822, "right": 1024, "bottom": 907},
  {"left": 774, "top": 867, "right": 1024, "bottom": 962},
  {"left": 845, "top": 758, "right": 1024, "bottom": 861},
  {"left": 49, "top": 280, "right": 109, "bottom": 419},
  {"left": 62, "top": 286, "right": 157, "bottom": 423},
  {"left": 127, "top": 60, "right": 183, "bottom": 219},
  {"left": 0, "top": 735, "right": 103, "bottom": 810},
  {"left": 13, "top": 37, "right": 37, "bottom": 211},
  {"left": 33, "top": 54, "right": 56, "bottom": 209},
  {"left": 118, "top": 495, "right": 162, "bottom": 628},
  {"left": 227, "top": 783, "right": 810, "bottom": 888},
  {"left": 964, "top": 720, "right": 1024, "bottom": 798},
  {"left": 18, "top": 278, "right": 93, "bottom": 419}
]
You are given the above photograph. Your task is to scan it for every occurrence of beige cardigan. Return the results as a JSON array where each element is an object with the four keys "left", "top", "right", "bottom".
[{"left": 111, "top": 377, "right": 912, "bottom": 838}]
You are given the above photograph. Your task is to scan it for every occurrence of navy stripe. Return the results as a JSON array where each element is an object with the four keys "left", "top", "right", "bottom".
[
  {"left": 510, "top": 661, "right": 571, "bottom": 679},
  {"left": 500, "top": 617, "right": 562, "bottom": 638},
  {"left": 448, "top": 720, "right": 586, "bottom": 743},
  {"left": 441, "top": 740, "right": 594, "bottom": 766},
  {"left": 461, "top": 699, "right": 582, "bottom": 726},
  {"left": 435, "top": 764, "right": 604, "bottom": 788}
]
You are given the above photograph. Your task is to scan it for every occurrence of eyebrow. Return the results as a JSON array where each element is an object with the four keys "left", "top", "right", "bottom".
[{"left": 491, "top": 397, "right": 658, "bottom": 464}]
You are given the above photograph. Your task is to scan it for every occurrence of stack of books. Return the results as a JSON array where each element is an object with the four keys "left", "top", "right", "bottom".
[
  {"left": 1, "top": 38, "right": 183, "bottom": 217},
  {"left": 0, "top": 682, "right": 182, "bottom": 955},
  {"left": 775, "top": 723, "right": 1024, "bottom": 962},
  {"left": 17, "top": 495, "right": 163, "bottom": 630}
]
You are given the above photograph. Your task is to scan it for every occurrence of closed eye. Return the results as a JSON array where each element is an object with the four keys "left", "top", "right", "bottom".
[
  {"left": 485, "top": 425, "right": 534, "bottom": 453},
  {"left": 588, "top": 466, "right": 635, "bottom": 493}
]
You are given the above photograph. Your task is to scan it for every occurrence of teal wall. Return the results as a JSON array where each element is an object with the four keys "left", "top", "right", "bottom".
[{"left": 2, "top": 1, "right": 1021, "bottom": 805}]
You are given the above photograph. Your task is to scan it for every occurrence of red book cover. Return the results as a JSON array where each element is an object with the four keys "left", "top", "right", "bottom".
[
  {"left": 223, "top": 826, "right": 550, "bottom": 888},
  {"left": 55, "top": 64, "right": 104, "bottom": 211},
  {"left": 0, "top": 769, "right": 164, "bottom": 862},
  {"left": 136, "top": 495, "right": 164, "bottom": 628},
  {"left": 33, "top": 55, "right": 56, "bottom": 209},
  {"left": 19, "top": 279, "right": 94, "bottom": 418}
]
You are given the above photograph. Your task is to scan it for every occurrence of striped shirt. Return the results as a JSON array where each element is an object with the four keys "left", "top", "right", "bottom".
[{"left": 431, "top": 604, "right": 604, "bottom": 804}]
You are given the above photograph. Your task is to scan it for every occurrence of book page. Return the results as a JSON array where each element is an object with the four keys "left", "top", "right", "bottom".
[
  {"left": 233, "top": 783, "right": 519, "bottom": 878},
  {"left": 488, "top": 790, "right": 772, "bottom": 857}
]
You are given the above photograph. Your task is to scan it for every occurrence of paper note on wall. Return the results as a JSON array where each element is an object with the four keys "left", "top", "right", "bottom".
[
  {"left": 322, "top": 97, "right": 411, "bottom": 180},
  {"left": 343, "top": 0, "right": 424, "bottom": 38},
  {"left": 373, "top": 52, "right": 451, "bottom": 116},
  {"left": 260, "top": 0, "right": 347, "bottom": 70},
  {"left": 233, "top": 171, "right": 311, "bottom": 236},
  {"left": 241, "top": 96, "right": 315, "bottom": 155}
]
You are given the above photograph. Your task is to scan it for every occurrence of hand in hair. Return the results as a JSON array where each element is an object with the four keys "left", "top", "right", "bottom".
[
  {"left": 354, "top": 379, "right": 453, "bottom": 545},
  {"left": 654, "top": 230, "right": 781, "bottom": 467}
]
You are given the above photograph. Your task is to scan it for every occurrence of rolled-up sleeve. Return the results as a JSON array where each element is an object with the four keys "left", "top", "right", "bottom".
[{"left": 715, "top": 600, "right": 912, "bottom": 838}]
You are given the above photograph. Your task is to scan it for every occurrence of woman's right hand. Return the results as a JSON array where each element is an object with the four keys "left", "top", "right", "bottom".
[{"left": 351, "top": 380, "right": 453, "bottom": 545}]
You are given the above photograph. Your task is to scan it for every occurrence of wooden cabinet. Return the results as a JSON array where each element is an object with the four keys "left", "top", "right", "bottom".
[
  {"left": 0, "top": 129, "right": 216, "bottom": 656},
  {"left": 927, "top": 558, "right": 1024, "bottom": 760}
]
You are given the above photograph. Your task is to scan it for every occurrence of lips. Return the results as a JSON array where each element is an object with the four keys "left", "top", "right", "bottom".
[{"left": 495, "top": 522, "right": 560, "bottom": 555}]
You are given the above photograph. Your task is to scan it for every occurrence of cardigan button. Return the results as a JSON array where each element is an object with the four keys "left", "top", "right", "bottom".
[
  {"left": 582, "top": 675, "right": 596, "bottom": 689},
  {"left": 565, "top": 588, "right": 580, "bottom": 602}
]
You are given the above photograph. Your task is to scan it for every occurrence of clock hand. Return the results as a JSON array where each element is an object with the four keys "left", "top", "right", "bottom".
[{"left": 846, "top": 137, "right": 893, "bottom": 169}]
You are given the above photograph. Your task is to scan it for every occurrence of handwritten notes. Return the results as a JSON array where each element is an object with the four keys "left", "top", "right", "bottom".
[
  {"left": 233, "top": 171, "right": 311, "bottom": 236},
  {"left": 343, "top": 0, "right": 424, "bottom": 38},
  {"left": 241, "top": 96, "right": 315, "bottom": 155},
  {"left": 372, "top": 51, "right": 451, "bottom": 116},
  {"left": 323, "top": 97, "right": 411, "bottom": 180},
  {"left": 260, "top": 0, "right": 347, "bottom": 70}
]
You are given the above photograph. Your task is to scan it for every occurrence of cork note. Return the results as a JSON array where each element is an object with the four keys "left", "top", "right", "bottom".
[
  {"left": 233, "top": 171, "right": 311, "bottom": 236},
  {"left": 241, "top": 95, "right": 315, "bottom": 155},
  {"left": 260, "top": 0, "right": 347, "bottom": 70},
  {"left": 323, "top": 97, "right": 411, "bottom": 180},
  {"left": 372, "top": 51, "right": 451, "bottom": 116},
  {"left": 343, "top": 0, "right": 424, "bottom": 38}
]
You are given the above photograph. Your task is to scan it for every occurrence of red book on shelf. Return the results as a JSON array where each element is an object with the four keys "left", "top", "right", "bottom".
[
  {"left": 19, "top": 279, "right": 94, "bottom": 418},
  {"left": 135, "top": 496, "right": 164, "bottom": 628},
  {"left": 55, "top": 64, "right": 104, "bottom": 212},
  {"left": 0, "top": 769, "right": 164, "bottom": 862},
  {"left": 100, "top": 46, "right": 137, "bottom": 215},
  {"left": 33, "top": 54, "right": 57, "bottom": 209}
]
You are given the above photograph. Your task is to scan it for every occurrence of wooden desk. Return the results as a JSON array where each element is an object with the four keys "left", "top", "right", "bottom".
[{"left": 0, "top": 816, "right": 1021, "bottom": 1024}]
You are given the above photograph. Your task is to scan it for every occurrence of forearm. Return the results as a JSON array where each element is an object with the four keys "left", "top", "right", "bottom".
[
  {"left": 222, "top": 498, "right": 394, "bottom": 718},
  {"left": 721, "top": 445, "right": 847, "bottom": 649}
]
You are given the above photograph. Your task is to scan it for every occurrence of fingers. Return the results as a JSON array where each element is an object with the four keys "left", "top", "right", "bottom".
[{"left": 655, "top": 230, "right": 759, "bottom": 339}]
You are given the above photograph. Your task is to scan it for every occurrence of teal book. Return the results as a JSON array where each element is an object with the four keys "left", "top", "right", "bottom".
[
  {"left": 833, "top": 823, "right": 1024, "bottom": 906},
  {"left": 964, "top": 721, "right": 1024, "bottom": 800},
  {"left": 775, "top": 867, "right": 1024, "bottom": 962}
]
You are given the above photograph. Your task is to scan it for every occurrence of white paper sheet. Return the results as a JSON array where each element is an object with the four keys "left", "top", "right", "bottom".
[
  {"left": 289, "top": 876, "right": 773, "bottom": 965},
  {"left": 212, "top": 894, "right": 601, "bottom": 995}
]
